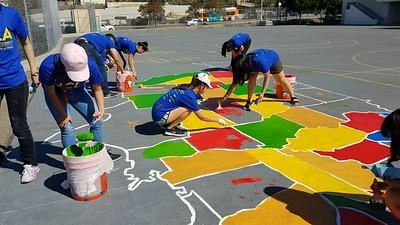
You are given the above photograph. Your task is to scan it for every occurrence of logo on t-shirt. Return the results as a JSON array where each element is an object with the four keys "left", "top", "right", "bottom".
[{"left": 0, "top": 27, "right": 13, "bottom": 51}]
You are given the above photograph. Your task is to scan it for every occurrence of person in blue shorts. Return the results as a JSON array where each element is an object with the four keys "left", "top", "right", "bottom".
[
  {"left": 219, "top": 49, "right": 299, "bottom": 111},
  {"left": 0, "top": 2, "right": 40, "bottom": 183},
  {"left": 221, "top": 32, "right": 251, "bottom": 66},
  {"left": 74, "top": 32, "right": 124, "bottom": 97},
  {"left": 152, "top": 72, "right": 227, "bottom": 137},
  {"left": 39, "top": 43, "right": 121, "bottom": 161},
  {"left": 105, "top": 34, "right": 148, "bottom": 80}
]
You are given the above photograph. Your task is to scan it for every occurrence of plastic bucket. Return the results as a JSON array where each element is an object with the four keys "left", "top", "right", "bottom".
[
  {"left": 275, "top": 74, "right": 297, "bottom": 99},
  {"left": 62, "top": 141, "right": 113, "bottom": 201},
  {"left": 116, "top": 71, "right": 133, "bottom": 93}
]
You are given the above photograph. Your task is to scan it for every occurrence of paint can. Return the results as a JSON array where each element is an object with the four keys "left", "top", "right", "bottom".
[
  {"left": 116, "top": 71, "right": 133, "bottom": 93},
  {"left": 275, "top": 74, "right": 297, "bottom": 99},
  {"left": 62, "top": 141, "right": 113, "bottom": 201}
]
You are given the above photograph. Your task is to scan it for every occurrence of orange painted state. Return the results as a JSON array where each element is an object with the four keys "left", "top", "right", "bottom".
[
  {"left": 161, "top": 150, "right": 259, "bottom": 185},
  {"left": 278, "top": 107, "right": 343, "bottom": 128},
  {"left": 222, "top": 184, "right": 336, "bottom": 225}
]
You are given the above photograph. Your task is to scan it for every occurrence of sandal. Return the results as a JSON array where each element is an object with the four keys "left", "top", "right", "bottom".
[{"left": 290, "top": 96, "right": 300, "bottom": 105}]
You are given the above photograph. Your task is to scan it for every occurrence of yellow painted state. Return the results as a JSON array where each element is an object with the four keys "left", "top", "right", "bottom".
[
  {"left": 215, "top": 77, "right": 232, "bottom": 84},
  {"left": 222, "top": 184, "right": 337, "bottom": 225},
  {"left": 161, "top": 150, "right": 259, "bottom": 184},
  {"left": 285, "top": 125, "right": 366, "bottom": 152},
  {"left": 182, "top": 110, "right": 234, "bottom": 130},
  {"left": 251, "top": 101, "right": 291, "bottom": 119},
  {"left": 282, "top": 148, "right": 375, "bottom": 190},
  {"left": 246, "top": 149, "right": 369, "bottom": 200},
  {"left": 162, "top": 76, "right": 218, "bottom": 85},
  {"left": 201, "top": 87, "right": 231, "bottom": 100},
  {"left": 278, "top": 107, "right": 343, "bottom": 128}
]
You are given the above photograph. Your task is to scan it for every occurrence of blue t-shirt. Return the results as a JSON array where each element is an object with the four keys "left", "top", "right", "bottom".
[
  {"left": 249, "top": 49, "right": 280, "bottom": 73},
  {"left": 39, "top": 54, "right": 103, "bottom": 93},
  {"left": 82, "top": 33, "right": 116, "bottom": 62},
  {"left": 152, "top": 88, "right": 200, "bottom": 121},
  {"left": 0, "top": 5, "right": 28, "bottom": 89},
  {"left": 231, "top": 33, "right": 251, "bottom": 49},
  {"left": 115, "top": 37, "right": 136, "bottom": 55}
]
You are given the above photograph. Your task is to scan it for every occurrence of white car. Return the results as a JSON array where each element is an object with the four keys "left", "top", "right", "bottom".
[
  {"left": 101, "top": 23, "right": 115, "bottom": 31},
  {"left": 186, "top": 19, "right": 199, "bottom": 26}
]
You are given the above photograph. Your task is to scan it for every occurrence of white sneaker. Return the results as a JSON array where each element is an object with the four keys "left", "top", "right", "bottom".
[
  {"left": 176, "top": 123, "right": 188, "bottom": 131},
  {"left": 21, "top": 164, "right": 40, "bottom": 184}
]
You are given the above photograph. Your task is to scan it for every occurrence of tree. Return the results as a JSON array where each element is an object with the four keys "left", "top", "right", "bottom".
[{"left": 138, "top": 0, "right": 165, "bottom": 27}]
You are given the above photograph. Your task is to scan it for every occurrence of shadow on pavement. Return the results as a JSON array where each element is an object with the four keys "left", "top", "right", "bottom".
[{"left": 135, "top": 121, "right": 164, "bottom": 135}]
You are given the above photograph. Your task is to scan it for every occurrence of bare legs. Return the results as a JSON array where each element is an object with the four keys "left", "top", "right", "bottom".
[{"left": 166, "top": 107, "right": 191, "bottom": 129}]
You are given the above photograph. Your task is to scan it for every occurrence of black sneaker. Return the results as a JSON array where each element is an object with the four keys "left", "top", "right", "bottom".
[
  {"left": 176, "top": 123, "right": 188, "bottom": 131},
  {"left": 107, "top": 150, "right": 122, "bottom": 161},
  {"left": 164, "top": 127, "right": 187, "bottom": 137},
  {"left": 104, "top": 92, "right": 118, "bottom": 98}
]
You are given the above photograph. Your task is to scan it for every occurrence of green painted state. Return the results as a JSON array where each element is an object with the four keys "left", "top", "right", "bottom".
[
  {"left": 324, "top": 194, "right": 396, "bottom": 223},
  {"left": 235, "top": 115, "right": 303, "bottom": 148},
  {"left": 143, "top": 141, "right": 196, "bottom": 159},
  {"left": 220, "top": 83, "right": 273, "bottom": 96},
  {"left": 135, "top": 71, "right": 198, "bottom": 86},
  {"left": 129, "top": 93, "right": 164, "bottom": 109}
]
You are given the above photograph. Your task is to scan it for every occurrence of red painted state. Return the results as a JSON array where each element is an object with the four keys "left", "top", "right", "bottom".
[
  {"left": 215, "top": 102, "right": 244, "bottom": 117},
  {"left": 314, "top": 139, "right": 389, "bottom": 164},
  {"left": 210, "top": 81, "right": 223, "bottom": 88},
  {"left": 187, "top": 127, "right": 254, "bottom": 151},
  {"left": 231, "top": 177, "right": 263, "bottom": 186},
  {"left": 210, "top": 71, "right": 233, "bottom": 78},
  {"left": 339, "top": 208, "right": 384, "bottom": 225},
  {"left": 343, "top": 112, "right": 384, "bottom": 133}
]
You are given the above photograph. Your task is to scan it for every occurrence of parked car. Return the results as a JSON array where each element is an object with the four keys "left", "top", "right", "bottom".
[
  {"left": 186, "top": 18, "right": 199, "bottom": 26},
  {"left": 101, "top": 23, "right": 115, "bottom": 31}
]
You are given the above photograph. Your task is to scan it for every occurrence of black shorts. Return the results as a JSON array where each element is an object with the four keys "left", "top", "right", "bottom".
[{"left": 270, "top": 60, "right": 283, "bottom": 74}]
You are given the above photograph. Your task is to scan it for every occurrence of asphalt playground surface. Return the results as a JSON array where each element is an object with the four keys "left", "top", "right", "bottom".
[{"left": 1, "top": 25, "right": 400, "bottom": 225}]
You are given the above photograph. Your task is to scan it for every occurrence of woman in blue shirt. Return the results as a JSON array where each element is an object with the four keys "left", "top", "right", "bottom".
[
  {"left": 106, "top": 34, "right": 148, "bottom": 80},
  {"left": 152, "top": 73, "right": 226, "bottom": 137},
  {"left": 0, "top": 3, "right": 40, "bottom": 183},
  {"left": 219, "top": 49, "right": 299, "bottom": 110},
  {"left": 39, "top": 43, "right": 121, "bottom": 161},
  {"left": 221, "top": 32, "right": 251, "bottom": 66}
]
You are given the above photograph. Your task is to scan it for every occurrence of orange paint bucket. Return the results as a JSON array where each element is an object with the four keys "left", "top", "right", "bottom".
[
  {"left": 275, "top": 74, "right": 297, "bottom": 99},
  {"left": 116, "top": 71, "right": 133, "bottom": 93}
]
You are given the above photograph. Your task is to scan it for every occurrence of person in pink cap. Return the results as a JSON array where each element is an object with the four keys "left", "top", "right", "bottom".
[{"left": 39, "top": 43, "right": 121, "bottom": 161}]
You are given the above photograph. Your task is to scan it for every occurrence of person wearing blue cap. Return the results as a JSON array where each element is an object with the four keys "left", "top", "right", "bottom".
[
  {"left": 106, "top": 34, "right": 148, "bottom": 80},
  {"left": 0, "top": 2, "right": 40, "bottom": 183}
]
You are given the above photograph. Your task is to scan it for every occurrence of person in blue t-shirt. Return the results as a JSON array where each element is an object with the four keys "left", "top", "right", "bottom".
[
  {"left": 219, "top": 49, "right": 299, "bottom": 111},
  {"left": 74, "top": 32, "right": 124, "bottom": 97},
  {"left": 368, "top": 108, "right": 400, "bottom": 219},
  {"left": 39, "top": 43, "right": 121, "bottom": 161},
  {"left": 0, "top": 3, "right": 40, "bottom": 183},
  {"left": 152, "top": 72, "right": 227, "bottom": 137},
  {"left": 221, "top": 32, "right": 251, "bottom": 66},
  {"left": 106, "top": 34, "right": 148, "bottom": 79}
]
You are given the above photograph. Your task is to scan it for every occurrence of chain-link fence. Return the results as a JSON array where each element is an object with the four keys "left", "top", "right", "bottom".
[{"left": 6, "top": 0, "right": 61, "bottom": 55}]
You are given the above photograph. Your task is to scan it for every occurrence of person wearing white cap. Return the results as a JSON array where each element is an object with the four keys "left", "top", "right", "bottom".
[
  {"left": 152, "top": 72, "right": 227, "bottom": 137},
  {"left": 39, "top": 43, "right": 121, "bottom": 161}
]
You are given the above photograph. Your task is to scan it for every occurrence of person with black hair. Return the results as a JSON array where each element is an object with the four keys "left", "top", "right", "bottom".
[
  {"left": 106, "top": 34, "right": 148, "bottom": 80},
  {"left": 221, "top": 32, "right": 251, "bottom": 67},
  {"left": 218, "top": 49, "right": 299, "bottom": 111},
  {"left": 152, "top": 73, "right": 227, "bottom": 137},
  {"left": 368, "top": 109, "right": 400, "bottom": 219}
]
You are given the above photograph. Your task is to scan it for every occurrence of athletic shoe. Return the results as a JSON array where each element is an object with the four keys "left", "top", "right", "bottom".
[
  {"left": 164, "top": 127, "right": 187, "bottom": 137},
  {"left": 21, "top": 164, "right": 40, "bottom": 184},
  {"left": 104, "top": 92, "right": 118, "bottom": 98},
  {"left": 176, "top": 123, "right": 188, "bottom": 131},
  {"left": 107, "top": 150, "right": 122, "bottom": 161}
]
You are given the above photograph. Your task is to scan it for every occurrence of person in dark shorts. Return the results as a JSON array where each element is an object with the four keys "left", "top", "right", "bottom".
[
  {"left": 105, "top": 34, "right": 148, "bottom": 80},
  {"left": 221, "top": 32, "right": 252, "bottom": 66},
  {"left": 218, "top": 49, "right": 300, "bottom": 110}
]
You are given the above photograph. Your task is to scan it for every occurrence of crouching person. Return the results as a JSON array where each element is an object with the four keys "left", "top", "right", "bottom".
[{"left": 152, "top": 72, "right": 227, "bottom": 137}]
